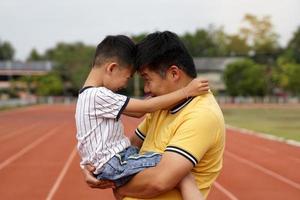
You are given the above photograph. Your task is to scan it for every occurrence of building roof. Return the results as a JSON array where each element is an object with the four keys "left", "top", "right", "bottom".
[
  {"left": 0, "top": 61, "right": 53, "bottom": 71},
  {"left": 193, "top": 57, "right": 243, "bottom": 72}
]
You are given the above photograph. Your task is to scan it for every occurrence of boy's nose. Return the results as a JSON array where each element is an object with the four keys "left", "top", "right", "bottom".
[{"left": 144, "top": 85, "right": 150, "bottom": 94}]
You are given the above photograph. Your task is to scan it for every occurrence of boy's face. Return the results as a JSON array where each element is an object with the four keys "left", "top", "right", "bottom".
[
  {"left": 139, "top": 67, "right": 174, "bottom": 97},
  {"left": 108, "top": 65, "right": 133, "bottom": 92}
]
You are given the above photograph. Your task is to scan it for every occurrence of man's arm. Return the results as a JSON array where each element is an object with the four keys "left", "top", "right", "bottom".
[
  {"left": 130, "top": 134, "right": 143, "bottom": 148},
  {"left": 116, "top": 151, "right": 193, "bottom": 198}
]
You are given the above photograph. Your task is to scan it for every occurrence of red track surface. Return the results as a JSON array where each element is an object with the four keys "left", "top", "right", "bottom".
[{"left": 0, "top": 104, "right": 299, "bottom": 200}]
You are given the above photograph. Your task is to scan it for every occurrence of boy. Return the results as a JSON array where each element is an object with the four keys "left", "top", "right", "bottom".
[{"left": 75, "top": 35, "right": 208, "bottom": 199}]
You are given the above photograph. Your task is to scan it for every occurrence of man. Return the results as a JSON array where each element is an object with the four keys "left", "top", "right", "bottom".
[{"left": 83, "top": 31, "right": 225, "bottom": 199}]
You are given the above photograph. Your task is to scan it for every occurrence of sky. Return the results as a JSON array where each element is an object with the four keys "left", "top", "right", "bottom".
[{"left": 1, "top": 0, "right": 300, "bottom": 60}]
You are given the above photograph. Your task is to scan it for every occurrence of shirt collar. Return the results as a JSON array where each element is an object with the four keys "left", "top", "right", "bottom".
[
  {"left": 79, "top": 86, "right": 95, "bottom": 94},
  {"left": 169, "top": 97, "right": 194, "bottom": 114}
]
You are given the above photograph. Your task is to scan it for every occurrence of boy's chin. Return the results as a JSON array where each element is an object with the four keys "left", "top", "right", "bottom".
[
  {"left": 115, "top": 88, "right": 126, "bottom": 94},
  {"left": 144, "top": 93, "right": 154, "bottom": 98}
]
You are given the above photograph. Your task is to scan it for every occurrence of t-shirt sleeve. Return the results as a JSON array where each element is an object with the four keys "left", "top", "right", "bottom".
[
  {"left": 135, "top": 114, "right": 151, "bottom": 141},
  {"left": 165, "top": 110, "right": 219, "bottom": 166},
  {"left": 95, "top": 87, "right": 129, "bottom": 120}
]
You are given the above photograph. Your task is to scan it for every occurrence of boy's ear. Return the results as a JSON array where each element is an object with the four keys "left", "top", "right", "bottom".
[
  {"left": 167, "top": 65, "right": 181, "bottom": 81},
  {"left": 106, "top": 62, "right": 118, "bottom": 73}
]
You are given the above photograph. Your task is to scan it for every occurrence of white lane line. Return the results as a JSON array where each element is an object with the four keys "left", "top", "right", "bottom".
[
  {"left": 226, "top": 125, "right": 300, "bottom": 147},
  {"left": 227, "top": 125, "right": 300, "bottom": 162},
  {"left": 46, "top": 147, "right": 77, "bottom": 200},
  {"left": 226, "top": 151, "right": 300, "bottom": 190},
  {"left": 0, "top": 125, "right": 62, "bottom": 171},
  {"left": 0, "top": 122, "right": 43, "bottom": 142},
  {"left": 214, "top": 181, "right": 239, "bottom": 200}
]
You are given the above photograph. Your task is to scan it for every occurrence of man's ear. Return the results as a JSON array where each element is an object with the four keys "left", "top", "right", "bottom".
[
  {"left": 167, "top": 65, "right": 181, "bottom": 81},
  {"left": 106, "top": 62, "right": 118, "bottom": 74}
]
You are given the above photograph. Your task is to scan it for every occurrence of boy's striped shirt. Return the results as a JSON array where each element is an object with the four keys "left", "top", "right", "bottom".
[{"left": 75, "top": 86, "right": 130, "bottom": 174}]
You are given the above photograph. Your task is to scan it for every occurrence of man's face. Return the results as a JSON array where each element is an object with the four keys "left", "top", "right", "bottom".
[{"left": 139, "top": 67, "right": 174, "bottom": 97}]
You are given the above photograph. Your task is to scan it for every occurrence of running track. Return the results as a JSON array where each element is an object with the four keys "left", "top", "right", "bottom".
[{"left": 0, "top": 104, "right": 299, "bottom": 200}]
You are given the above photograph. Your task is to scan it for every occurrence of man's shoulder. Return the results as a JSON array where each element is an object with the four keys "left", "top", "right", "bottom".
[
  {"left": 183, "top": 93, "right": 224, "bottom": 123},
  {"left": 187, "top": 92, "right": 221, "bottom": 112}
]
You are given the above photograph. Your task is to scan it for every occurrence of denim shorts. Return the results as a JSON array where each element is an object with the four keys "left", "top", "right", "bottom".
[{"left": 96, "top": 146, "right": 161, "bottom": 187}]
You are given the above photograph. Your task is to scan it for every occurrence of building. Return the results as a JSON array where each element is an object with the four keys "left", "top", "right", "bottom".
[
  {"left": 0, "top": 61, "right": 53, "bottom": 89},
  {"left": 193, "top": 57, "right": 242, "bottom": 92}
]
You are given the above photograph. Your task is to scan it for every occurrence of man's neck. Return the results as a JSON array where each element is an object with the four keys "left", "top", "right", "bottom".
[{"left": 172, "top": 76, "right": 194, "bottom": 91}]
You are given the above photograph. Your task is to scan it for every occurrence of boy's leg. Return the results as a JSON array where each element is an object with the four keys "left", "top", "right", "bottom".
[{"left": 96, "top": 146, "right": 161, "bottom": 187}]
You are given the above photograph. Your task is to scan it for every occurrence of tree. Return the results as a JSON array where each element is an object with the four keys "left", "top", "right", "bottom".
[
  {"left": 181, "top": 29, "right": 215, "bottom": 57},
  {"left": 239, "top": 14, "right": 279, "bottom": 62},
  {"left": 283, "top": 27, "right": 300, "bottom": 64},
  {"left": 207, "top": 25, "right": 229, "bottom": 56},
  {"left": 227, "top": 34, "right": 250, "bottom": 56},
  {"left": 275, "top": 57, "right": 300, "bottom": 96},
  {"left": 131, "top": 33, "right": 147, "bottom": 43},
  {"left": 35, "top": 73, "right": 63, "bottom": 96},
  {"left": 0, "top": 40, "right": 14, "bottom": 60},
  {"left": 27, "top": 48, "right": 44, "bottom": 61},
  {"left": 223, "top": 59, "right": 268, "bottom": 97},
  {"left": 44, "top": 42, "right": 95, "bottom": 95}
]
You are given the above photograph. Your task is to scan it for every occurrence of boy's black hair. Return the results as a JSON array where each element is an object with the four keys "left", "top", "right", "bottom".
[
  {"left": 135, "top": 31, "right": 197, "bottom": 78},
  {"left": 93, "top": 35, "right": 136, "bottom": 68}
]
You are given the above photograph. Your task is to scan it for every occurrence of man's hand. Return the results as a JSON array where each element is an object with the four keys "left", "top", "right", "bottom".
[
  {"left": 81, "top": 164, "right": 116, "bottom": 189},
  {"left": 113, "top": 189, "right": 124, "bottom": 200}
]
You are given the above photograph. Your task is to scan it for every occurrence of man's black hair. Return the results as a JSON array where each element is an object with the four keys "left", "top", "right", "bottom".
[
  {"left": 135, "top": 31, "right": 197, "bottom": 78},
  {"left": 93, "top": 35, "right": 136, "bottom": 68}
]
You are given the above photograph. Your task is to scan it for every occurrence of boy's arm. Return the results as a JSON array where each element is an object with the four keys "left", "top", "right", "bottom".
[
  {"left": 123, "top": 79, "right": 208, "bottom": 114},
  {"left": 122, "top": 111, "right": 145, "bottom": 118}
]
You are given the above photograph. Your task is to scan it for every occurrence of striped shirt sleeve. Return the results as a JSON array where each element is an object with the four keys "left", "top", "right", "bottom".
[
  {"left": 95, "top": 87, "right": 129, "bottom": 120},
  {"left": 135, "top": 114, "right": 151, "bottom": 141},
  {"left": 135, "top": 128, "right": 146, "bottom": 141}
]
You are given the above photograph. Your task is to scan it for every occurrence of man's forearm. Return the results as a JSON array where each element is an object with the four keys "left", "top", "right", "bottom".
[
  {"left": 117, "top": 168, "right": 171, "bottom": 198},
  {"left": 117, "top": 151, "right": 193, "bottom": 198}
]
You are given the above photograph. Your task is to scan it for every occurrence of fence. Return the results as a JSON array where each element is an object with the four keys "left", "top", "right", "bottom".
[
  {"left": 217, "top": 96, "right": 299, "bottom": 104},
  {"left": 0, "top": 96, "right": 299, "bottom": 109}
]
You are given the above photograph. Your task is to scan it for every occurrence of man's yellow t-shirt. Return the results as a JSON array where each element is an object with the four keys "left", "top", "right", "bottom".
[{"left": 124, "top": 92, "right": 225, "bottom": 200}]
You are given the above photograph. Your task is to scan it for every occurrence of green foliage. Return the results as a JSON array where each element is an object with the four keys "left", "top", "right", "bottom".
[
  {"left": 0, "top": 39, "right": 14, "bottom": 60},
  {"left": 223, "top": 59, "right": 268, "bottom": 96},
  {"left": 181, "top": 29, "right": 216, "bottom": 57},
  {"left": 35, "top": 73, "right": 63, "bottom": 96},
  {"left": 223, "top": 108, "right": 300, "bottom": 141},
  {"left": 284, "top": 27, "right": 300, "bottom": 64},
  {"left": 240, "top": 14, "right": 279, "bottom": 55},
  {"left": 44, "top": 42, "right": 95, "bottom": 95},
  {"left": 180, "top": 26, "right": 250, "bottom": 57},
  {"left": 131, "top": 33, "right": 147, "bottom": 43},
  {"left": 227, "top": 34, "right": 250, "bottom": 56},
  {"left": 27, "top": 49, "right": 44, "bottom": 61},
  {"left": 276, "top": 62, "right": 300, "bottom": 95},
  {"left": 11, "top": 73, "right": 63, "bottom": 97}
]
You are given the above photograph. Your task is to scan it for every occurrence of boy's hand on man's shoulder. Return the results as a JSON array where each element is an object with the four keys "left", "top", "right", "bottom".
[
  {"left": 185, "top": 78, "right": 210, "bottom": 97},
  {"left": 82, "top": 164, "right": 116, "bottom": 189}
]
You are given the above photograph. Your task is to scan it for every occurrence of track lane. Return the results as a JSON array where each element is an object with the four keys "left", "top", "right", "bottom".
[{"left": 1, "top": 105, "right": 300, "bottom": 200}]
